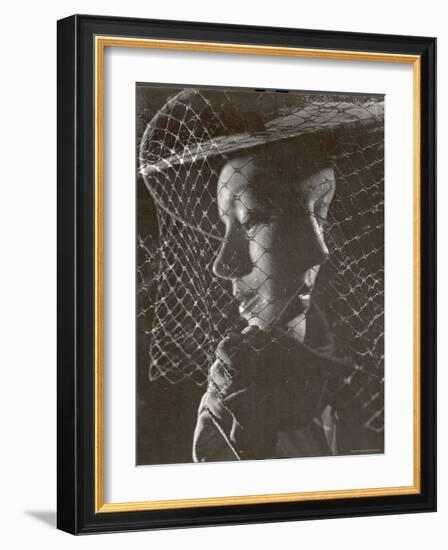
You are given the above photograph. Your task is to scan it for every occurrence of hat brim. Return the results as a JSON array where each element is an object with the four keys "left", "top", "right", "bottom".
[{"left": 141, "top": 100, "right": 383, "bottom": 177}]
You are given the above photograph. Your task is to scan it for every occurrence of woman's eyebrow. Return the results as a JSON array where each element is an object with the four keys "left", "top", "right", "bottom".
[{"left": 219, "top": 191, "right": 250, "bottom": 211}]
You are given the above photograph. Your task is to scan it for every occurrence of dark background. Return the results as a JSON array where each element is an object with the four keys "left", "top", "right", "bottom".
[{"left": 136, "top": 84, "right": 206, "bottom": 464}]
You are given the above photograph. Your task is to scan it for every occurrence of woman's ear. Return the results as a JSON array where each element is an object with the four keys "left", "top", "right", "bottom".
[
  {"left": 295, "top": 167, "right": 336, "bottom": 227},
  {"left": 291, "top": 167, "right": 336, "bottom": 267}
]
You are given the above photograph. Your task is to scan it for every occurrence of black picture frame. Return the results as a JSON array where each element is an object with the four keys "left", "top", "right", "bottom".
[{"left": 57, "top": 14, "right": 436, "bottom": 534}]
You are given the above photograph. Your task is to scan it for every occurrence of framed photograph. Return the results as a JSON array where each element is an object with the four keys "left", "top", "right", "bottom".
[{"left": 57, "top": 14, "right": 436, "bottom": 534}]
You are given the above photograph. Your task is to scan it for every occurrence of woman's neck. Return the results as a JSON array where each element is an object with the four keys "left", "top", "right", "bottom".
[{"left": 286, "top": 313, "right": 307, "bottom": 343}]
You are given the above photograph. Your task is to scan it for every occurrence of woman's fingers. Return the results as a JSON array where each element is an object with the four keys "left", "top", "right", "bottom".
[{"left": 208, "top": 359, "right": 236, "bottom": 395}]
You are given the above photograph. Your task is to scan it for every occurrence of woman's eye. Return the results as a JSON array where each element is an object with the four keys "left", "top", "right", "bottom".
[
  {"left": 240, "top": 213, "right": 270, "bottom": 236},
  {"left": 240, "top": 220, "right": 256, "bottom": 233}
]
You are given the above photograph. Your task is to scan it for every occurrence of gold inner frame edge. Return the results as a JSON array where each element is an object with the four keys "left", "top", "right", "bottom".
[{"left": 94, "top": 35, "right": 421, "bottom": 513}]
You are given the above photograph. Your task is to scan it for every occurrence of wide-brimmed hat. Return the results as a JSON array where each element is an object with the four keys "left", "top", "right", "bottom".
[{"left": 139, "top": 87, "right": 384, "bottom": 178}]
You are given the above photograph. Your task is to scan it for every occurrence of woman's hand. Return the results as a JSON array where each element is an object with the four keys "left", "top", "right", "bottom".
[
  {"left": 193, "top": 326, "right": 330, "bottom": 461},
  {"left": 193, "top": 324, "right": 384, "bottom": 462}
]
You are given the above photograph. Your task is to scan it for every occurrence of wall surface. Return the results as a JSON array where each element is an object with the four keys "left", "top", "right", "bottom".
[{"left": 0, "top": 0, "right": 444, "bottom": 547}]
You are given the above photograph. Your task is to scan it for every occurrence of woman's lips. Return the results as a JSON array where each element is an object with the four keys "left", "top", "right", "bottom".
[
  {"left": 232, "top": 283, "right": 313, "bottom": 322},
  {"left": 238, "top": 297, "right": 260, "bottom": 318},
  {"left": 233, "top": 290, "right": 258, "bottom": 309},
  {"left": 232, "top": 290, "right": 259, "bottom": 318}
]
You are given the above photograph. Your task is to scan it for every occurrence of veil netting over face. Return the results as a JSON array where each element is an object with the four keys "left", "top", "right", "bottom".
[{"left": 137, "top": 87, "right": 384, "bottom": 433}]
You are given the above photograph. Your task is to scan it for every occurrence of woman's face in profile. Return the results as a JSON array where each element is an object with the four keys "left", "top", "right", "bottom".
[{"left": 213, "top": 153, "right": 335, "bottom": 334}]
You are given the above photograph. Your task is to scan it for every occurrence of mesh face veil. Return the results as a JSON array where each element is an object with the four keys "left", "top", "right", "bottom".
[{"left": 137, "top": 87, "right": 384, "bottom": 433}]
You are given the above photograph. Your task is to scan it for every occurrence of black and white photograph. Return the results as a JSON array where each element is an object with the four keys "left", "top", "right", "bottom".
[
  {"left": 0, "top": 0, "right": 441, "bottom": 543},
  {"left": 136, "top": 84, "right": 385, "bottom": 465}
]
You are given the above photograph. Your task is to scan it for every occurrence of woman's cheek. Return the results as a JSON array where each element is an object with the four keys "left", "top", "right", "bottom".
[{"left": 248, "top": 226, "right": 275, "bottom": 277}]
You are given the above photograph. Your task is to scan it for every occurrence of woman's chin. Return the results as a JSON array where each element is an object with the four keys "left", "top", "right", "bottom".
[
  {"left": 242, "top": 308, "right": 282, "bottom": 331},
  {"left": 241, "top": 298, "right": 310, "bottom": 333}
]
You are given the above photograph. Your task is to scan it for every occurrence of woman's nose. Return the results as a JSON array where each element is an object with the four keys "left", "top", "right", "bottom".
[{"left": 213, "top": 230, "right": 252, "bottom": 280}]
